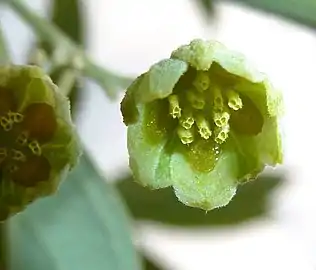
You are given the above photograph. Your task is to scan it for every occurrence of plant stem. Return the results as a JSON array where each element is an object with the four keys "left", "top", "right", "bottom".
[
  {"left": 6, "top": 0, "right": 133, "bottom": 98},
  {"left": 0, "top": 24, "right": 10, "bottom": 64}
]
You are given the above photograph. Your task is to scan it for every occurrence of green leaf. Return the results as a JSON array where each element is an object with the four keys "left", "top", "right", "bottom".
[
  {"left": 231, "top": 0, "right": 316, "bottom": 28},
  {"left": 117, "top": 173, "right": 283, "bottom": 226},
  {"left": 6, "top": 154, "right": 142, "bottom": 270}
]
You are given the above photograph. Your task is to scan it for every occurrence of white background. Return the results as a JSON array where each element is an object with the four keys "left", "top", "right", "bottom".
[{"left": 2, "top": 1, "right": 316, "bottom": 269}]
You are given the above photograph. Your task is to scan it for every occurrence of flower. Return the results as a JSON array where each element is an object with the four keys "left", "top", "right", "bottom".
[
  {"left": 0, "top": 65, "right": 81, "bottom": 221},
  {"left": 121, "top": 39, "right": 282, "bottom": 210}
]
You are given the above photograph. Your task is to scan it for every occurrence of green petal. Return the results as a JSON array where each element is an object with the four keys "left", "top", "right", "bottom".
[
  {"left": 120, "top": 75, "right": 144, "bottom": 125},
  {"left": 231, "top": 116, "right": 282, "bottom": 182},
  {"left": 127, "top": 101, "right": 175, "bottom": 188},
  {"left": 170, "top": 145, "right": 239, "bottom": 210},
  {"left": 171, "top": 39, "right": 224, "bottom": 71},
  {"left": 135, "top": 59, "right": 188, "bottom": 103}
]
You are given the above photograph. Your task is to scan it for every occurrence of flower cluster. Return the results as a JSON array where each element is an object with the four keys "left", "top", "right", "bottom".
[{"left": 121, "top": 39, "right": 282, "bottom": 210}]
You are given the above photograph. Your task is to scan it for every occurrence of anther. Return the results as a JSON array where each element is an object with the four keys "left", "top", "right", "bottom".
[
  {"left": 213, "top": 108, "right": 230, "bottom": 127},
  {"left": 8, "top": 111, "right": 24, "bottom": 123},
  {"left": 16, "top": 132, "right": 28, "bottom": 146},
  {"left": 10, "top": 149, "right": 26, "bottom": 162},
  {"left": 213, "top": 86, "right": 224, "bottom": 112},
  {"left": 179, "top": 109, "right": 195, "bottom": 129},
  {"left": 193, "top": 71, "right": 210, "bottom": 92},
  {"left": 196, "top": 114, "right": 212, "bottom": 139},
  {"left": 186, "top": 90, "right": 205, "bottom": 110},
  {"left": 0, "top": 116, "right": 13, "bottom": 131},
  {"left": 225, "top": 89, "right": 243, "bottom": 110},
  {"left": 28, "top": 140, "right": 42, "bottom": 156},
  {"left": 214, "top": 124, "right": 230, "bottom": 144},
  {"left": 168, "top": 94, "right": 182, "bottom": 119},
  {"left": 177, "top": 126, "right": 194, "bottom": 145}
]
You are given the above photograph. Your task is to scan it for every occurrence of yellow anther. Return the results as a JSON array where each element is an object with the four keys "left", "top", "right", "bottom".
[
  {"left": 196, "top": 114, "right": 212, "bottom": 139},
  {"left": 8, "top": 111, "right": 24, "bottom": 123},
  {"left": 214, "top": 124, "right": 230, "bottom": 144},
  {"left": 0, "top": 116, "right": 13, "bottom": 131},
  {"left": 186, "top": 90, "right": 205, "bottom": 110},
  {"left": 213, "top": 86, "right": 224, "bottom": 112},
  {"left": 179, "top": 109, "right": 194, "bottom": 129},
  {"left": 10, "top": 149, "right": 26, "bottom": 162},
  {"left": 28, "top": 140, "right": 42, "bottom": 156},
  {"left": 168, "top": 94, "right": 182, "bottom": 119},
  {"left": 213, "top": 108, "right": 230, "bottom": 127},
  {"left": 16, "top": 132, "right": 28, "bottom": 146},
  {"left": 177, "top": 126, "right": 194, "bottom": 145},
  {"left": 225, "top": 89, "right": 243, "bottom": 110},
  {"left": 193, "top": 71, "right": 210, "bottom": 92}
]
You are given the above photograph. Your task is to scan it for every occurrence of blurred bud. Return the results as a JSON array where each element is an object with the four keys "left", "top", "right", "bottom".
[{"left": 0, "top": 65, "right": 81, "bottom": 221}]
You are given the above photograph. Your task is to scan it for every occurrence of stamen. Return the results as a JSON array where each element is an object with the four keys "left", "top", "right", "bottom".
[
  {"left": 16, "top": 132, "right": 28, "bottom": 146},
  {"left": 193, "top": 71, "right": 210, "bottom": 92},
  {"left": 213, "top": 108, "right": 230, "bottom": 127},
  {"left": 214, "top": 124, "right": 230, "bottom": 144},
  {"left": 179, "top": 109, "right": 195, "bottom": 129},
  {"left": 186, "top": 90, "right": 205, "bottom": 110},
  {"left": 177, "top": 126, "right": 194, "bottom": 145},
  {"left": 213, "top": 86, "right": 224, "bottom": 112},
  {"left": 225, "top": 89, "right": 243, "bottom": 110},
  {"left": 0, "top": 116, "right": 13, "bottom": 131},
  {"left": 28, "top": 140, "right": 42, "bottom": 156},
  {"left": 168, "top": 94, "right": 182, "bottom": 119},
  {"left": 196, "top": 114, "right": 212, "bottom": 139},
  {"left": 10, "top": 149, "right": 26, "bottom": 162},
  {"left": 8, "top": 111, "right": 24, "bottom": 123}
]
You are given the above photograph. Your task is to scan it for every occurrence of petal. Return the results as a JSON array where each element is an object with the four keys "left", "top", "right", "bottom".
[
  {"left": 170, "top": 144, "right": 239, "bottom": 210},
  {"left": 135, "top": 58, "right": 188, "bottom": 103},
  {"left": 127, "top": 101, "right": 175, "bottom": 188},
  {"left": 231, "top": 116, "right": 282, "bottom": 182}
]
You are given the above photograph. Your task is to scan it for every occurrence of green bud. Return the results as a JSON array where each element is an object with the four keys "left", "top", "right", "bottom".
[
  {"left": 0, "top": 65, "right": 81, "bottom": 221},
  {"left": 121, "top": 39, "right": 283, "bottom": 210}
]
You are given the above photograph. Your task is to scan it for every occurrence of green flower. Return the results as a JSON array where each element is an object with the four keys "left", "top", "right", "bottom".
[
  {"left": 0, "top": 65, "right": 81, "bottom": 221},
  {"left": 121, "top": 39, "right": 283, "bottom": 210}
]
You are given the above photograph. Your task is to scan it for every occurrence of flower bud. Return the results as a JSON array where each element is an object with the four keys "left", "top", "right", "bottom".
[{"left": 0, "top": 65, "right": 81, "bottom": 221}]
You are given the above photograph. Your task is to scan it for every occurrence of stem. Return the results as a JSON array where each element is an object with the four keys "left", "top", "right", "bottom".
[
  {"left": 6, "top": 0, "right": 133, "bottom": 98},
  {"left": 0, "top": 23, "right": 10, "bottom": 64}
]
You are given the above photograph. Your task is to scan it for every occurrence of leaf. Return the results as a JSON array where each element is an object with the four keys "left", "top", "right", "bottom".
[
  {"left": 116, "top": 173, "right": 283, "bottom": 226},
  {"left": 232, "top": 0, "right": 316, "bottom": 28},
  {"left": 5, "top": 154, "right": 142, "bottom": 270}
]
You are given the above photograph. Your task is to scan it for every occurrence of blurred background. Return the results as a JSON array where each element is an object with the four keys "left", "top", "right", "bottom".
[{"left": 1, "top": 0, "right": 316, "bottom": 269}]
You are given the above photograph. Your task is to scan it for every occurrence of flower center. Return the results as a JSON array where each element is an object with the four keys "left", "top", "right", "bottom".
[
  {"left": 167, "top": 68, "right": 243, "bottom": 145},
  {"left": 0, "top": 88, "right": 56, "bottom": 187}
]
